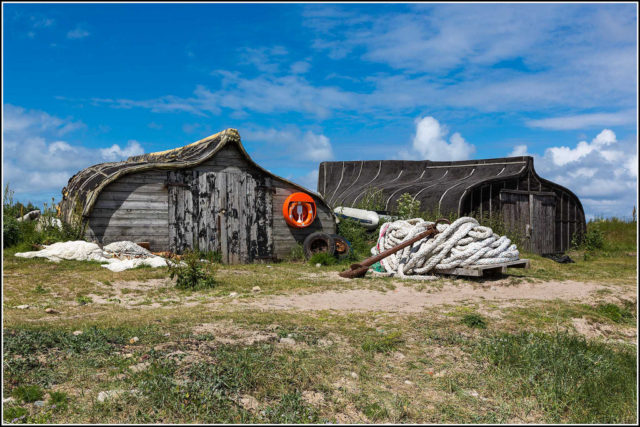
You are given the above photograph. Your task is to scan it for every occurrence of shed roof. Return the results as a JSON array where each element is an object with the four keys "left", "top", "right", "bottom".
[
  {"left": 59, "top": 129, "right": 325, "bottom": 223},
  {"left": 318, "top": 156, "right": 549, "bottom": 213}
]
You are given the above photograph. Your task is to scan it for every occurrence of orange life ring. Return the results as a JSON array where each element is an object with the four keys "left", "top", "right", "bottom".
[{"left": 282, "top": 192, "right": 317, "bottom": 228}]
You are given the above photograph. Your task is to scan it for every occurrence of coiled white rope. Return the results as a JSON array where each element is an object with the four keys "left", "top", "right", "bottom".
[{"left": 371, "top": 217, "right": 519, "bottom": 278}]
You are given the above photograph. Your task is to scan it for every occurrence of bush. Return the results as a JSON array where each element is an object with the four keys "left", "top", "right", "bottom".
[
  {"left": 395, "top": 193, "right": 421, "bottom": 219},
  {"left": 336, "top": 217, "right": 371, "bottom": 258},
  {"left": 461, "top": 313, "right": 487, "bottom": 329},
  {"left": 167, "top": 249, "right": 217, "bottom": 290},
  {"left": 582, "top": 228, "right": 605, "bottom": 252},
  {"left": 3, "top": 214, "right": 20, "bottom": 248},
  {"left": 12, "top": 384, "right": 44, "bottom": 403},
  {"left": 354, "top": 187, "right": 386, "bottom": 212},
  {"left": 284, "top": 243, "right": 305, "bottom": 262},
  {"left": 308, "top": 252, "right": 337, "bottom": 266}
]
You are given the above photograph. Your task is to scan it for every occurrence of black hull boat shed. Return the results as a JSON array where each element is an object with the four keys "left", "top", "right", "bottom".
[
  {"left": 59, "top": 129, "right": 335, "bottom": 263},
  {"left": 318, "top": 156, "right": 586, "bottom": 255}
]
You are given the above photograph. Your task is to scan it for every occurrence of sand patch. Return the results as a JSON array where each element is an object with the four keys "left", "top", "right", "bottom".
[{"left": 245, "top": 280, "right": 616, "bottom": 313}]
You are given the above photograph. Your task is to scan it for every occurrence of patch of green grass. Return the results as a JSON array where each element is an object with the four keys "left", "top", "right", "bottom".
[
  {"left": 34, "top": 284, "right": 48, "bottom": 294},
  {"left": 362, "top": 331, "right": 403, "bottom": 353},
  {"left": 76, "top": 295, "right": 93, "bottom": 305},
  {"left": 308, "top": 252, "right": 337, "bottom": 266},
  {"left": 476, "top": 331, "right": 637, "bottom": 423},
  {"left": 48, "top": 391, "right": 69, "bottom": 408},
  {"left": 264, "top": 392, "right": 321, "bottom": 423},
  {"left": 461, "top": 313, "right": 487, "bottom": 329},
  {"left": 595, "top": 303, "right": 635, "bottom": 324},
  {"left": 361, "top": 401, "right": 389, "bottom": 421},
  {"left": 3, "top": 406, "right": 28, "bottom": 423},
  {"left": 12, "top": 384, "right": 44, "bottom": 402}
]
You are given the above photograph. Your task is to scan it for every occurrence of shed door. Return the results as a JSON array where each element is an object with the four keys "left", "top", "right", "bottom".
[
  {"left": 500, "top": 190, "right": 556, "bottom": 254},
  {"left": 169, "top": 169, "right": 273, "bottom": 263}
]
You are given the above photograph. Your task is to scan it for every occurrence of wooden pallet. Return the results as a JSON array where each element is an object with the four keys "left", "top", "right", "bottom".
[{"left": 436, "top": 259, "right": 530, "bottom": 277}]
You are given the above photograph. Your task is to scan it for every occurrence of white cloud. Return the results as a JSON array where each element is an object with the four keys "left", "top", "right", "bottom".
[
  {"left": 238, "top": 46, "right": 288, "bottom": 73},
  {"left": 509, "top": 144, "right": 529, "bottom": 156},
  {"left": 526, "top": 109, "right": 637, "bottom": 130},
  {"left": 67, "top": 26, "right": 90, "bottom": 39},
  {"left": 243, "top": 126, "right": 334, "bottom": 162},
  {"left": 99, "top": 140, "right": 145, "bottom": 161},
  {"left": 290, "top": 61, "right": 311, "bottom": 74},
  {"left": 511, "top": 129, "right": 637, "bottom": 218},
  {"left": 1, "top": 105, "right": 145, "bottom": 202},
  {"left": 411, "top": 116, "right": 476, "bottom": 160},
  {"left": 290, "top": 169, "right": 319, "bottom": 192}
]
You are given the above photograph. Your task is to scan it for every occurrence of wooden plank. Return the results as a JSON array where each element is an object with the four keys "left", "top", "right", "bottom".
[
  {"left": 219, "top": 172, "right": 228, "bottom": 263},
  {"left": 89, "top": 217, "right": 168, "bottom": 227},
  {"left": 91, "top": 208, "right": 168, "bottom": 219},
  {"left": 94, "top": 200, "right": 168, "bottom": 210},
  {"left": 98, "top": 191, "right": 168, "bottom": 201},
  {"left": 104, "top": 182, "right": 167, "bottom": 193},
  {"left": 88, "top": 225, "right": 169, "bottom": 235},
  {"left": 436, "top": 259, "right": 530, "bottom": 277}
]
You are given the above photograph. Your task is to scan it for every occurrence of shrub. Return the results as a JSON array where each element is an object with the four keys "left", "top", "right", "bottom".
[
  {"left": 167, "top": 249, "right": 217, "bottom": 290},
  {"left": 582, "top": 227, "right": 605, "bottom": 252},
  {"left": 284, "top": 243, "right": 305, "bottom": 262},
  {"left": 3, "top": 214, "right": 20, "bottom": 248},
  {"left": 354, "top": 187, "right": 386, "bottom": 212},
  {"left": 395, "top": 193, "right": 421, "bottom": 219},
  {"left": 308, "top": 252, "right": 337, "bottom": 266},
  {"left": 12, "top": 384, "right": 44, "bottom": 403},
  {"left": 461, "top": 313, "right": 487, "bottom": 329},
  {"left": 336, "top": 217, "right": 370, "bottom": 258}
]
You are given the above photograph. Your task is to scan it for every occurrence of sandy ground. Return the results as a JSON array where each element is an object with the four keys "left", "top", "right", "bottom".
[{"left": 239, "top": 279, "right": 633, "bottom": 313}]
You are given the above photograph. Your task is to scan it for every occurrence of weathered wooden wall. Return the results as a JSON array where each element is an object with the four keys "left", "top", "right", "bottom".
[
  {"left": 86, "top": 143, "right": 335, "bottom": 262},
  {"left": 499, "top": 190, "right": 556, "bottom": 254},
  {"left": 86, "top": 170, "right": 169, "bottom": 251}
]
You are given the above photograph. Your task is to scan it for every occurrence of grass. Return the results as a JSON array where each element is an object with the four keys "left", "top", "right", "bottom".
[
  {"left": 476, "top": 331, "right": 637, "bottom": 423},
  {"left": 1, "top": 216, "right": 636, "bottom": 424}
]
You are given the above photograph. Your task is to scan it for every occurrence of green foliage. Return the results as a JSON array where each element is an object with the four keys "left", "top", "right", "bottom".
[
  {"left": 195, "top": 248, "right": 223, "bottom": 264},
  {"left": 461, "top": 313, "right": 487, "bottom": 329},
  {"left": 308, "top": 252, "right": 337, "bottom": 266},
  {"left": 264, "top": 392, "right": 320, "bottom": 423},
  {"left": 595, "top": 303, "right": 635, "bottom": 324},
  {"left": 477, "top": 331, "right": 637, "bottom": 423},
  {"left": 3, "top": 406, "right": 28, "bottom": 423},
  {"left": 336, "top": 217, "right": 371, "bottom": 258},
  {"left": 167, "top": 249, "right": 217, "bottom": 290},
  {"left": 354, "top": 187, "right": 386, "bottom": 212},
  {"left": 12, "top": 384, "right": 44, "bottom": 403},
  {"left": 582, "top": 228, "right": 605, "bottom": 251},
  {"left": 76, "top": 295, "right": 93, "bottom": 305},
  {"left": 395, "top": 193, "right": 421, "bottom": 219},
  {"left": 362, "top": 331, "right": 404, "bottom": 353},
  {"left": 284, "top": 243, "right": 305, "bottom": 262},
  {"left": 2, "top": 184, "right": 87, "bottom": 249},
  {"left": 361, "top": 401, "right": 389, "bottom": 421},
  {"left": 49, "top": 391, "right": 69, "bottom": 410}
]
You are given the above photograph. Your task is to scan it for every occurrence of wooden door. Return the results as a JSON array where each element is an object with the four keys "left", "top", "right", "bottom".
[
  {"left": 169, "top": 169, "right": 274, "bottom": 263},
  {"left": 530, "top": 193, "right": 556, "bottom": 254},
  {"left": 500, "top": 189, "right": 556, "bottom": 254}
]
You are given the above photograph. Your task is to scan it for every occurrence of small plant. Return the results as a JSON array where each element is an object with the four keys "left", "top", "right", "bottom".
[
  {"left": 167, "top": 249, "right": 217, "bottom": 290},
  {"left": 13, "top": 384, "right": 45, "bottom": 403},
  {"left": 284, "top": 243, "right": 305, "bottom": 262},
  {"left": 49, "top": 391, "right": 69, "bottom": 410},
  {"left": 76, "top": 295, "right": 93, "bottom": 305},
  {"left": 3, "top": 406, "right": 28, "bottom": 423},
  {"left": 34, "top": 284, "right": 48, "bottom": 294},
  {"left": 395, "top": 193, "right": 421, "bottom": 219},
  {"left": 461, "top": 313, "right": 487, "bottom": 329},
  {"left": 336, "top": 217, "right": 370, "bottom": 258},
  {"left": 582, "top": 227, "right": 605, "bottom": 252},
  {"left": 308, "top": 252, "right": 337, "bottom": 266},
  {"left": 596, "top": 303, "right": 634, "bottom": 324},
  {"left": 355, "top": 187, "right": 386, "bottom": 212},
  {"left": 362, "top": 331, "right": 404, "bottom": 353}
]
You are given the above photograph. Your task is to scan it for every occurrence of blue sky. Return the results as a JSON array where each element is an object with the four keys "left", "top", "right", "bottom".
[{"left": 2, "top": 2, "right": 638, "bottom": 218}]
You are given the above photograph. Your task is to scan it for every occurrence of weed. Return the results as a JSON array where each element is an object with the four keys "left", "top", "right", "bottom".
[
  {"left": 362, "top": 331, "right": 404, "bottom": 353},
  {"left": 76, "top": 295, "right": 93, "bottom": 305},
  {"left": 461, "top": 313, "right": 487, "bottom": 329},
  {"left": 476, "top": 331, "right": 637, "bottom": 423},
  {"left": 362, "top": 401, "right": 389, "bottom": 421},
  {"left": 49, "top": 391, "right": 69, "bottom": 410},
  {"left": 284, "top": 243, "right": 305, "bottom": 262},
  {"left": 354, "top": 187, "right": 386, "bottom": 212},
  {"left": 3, "top": 406, "right": 28, "bottom": 423},
  {"left": 34, "top": 284, "right": 48, "bottom": 294},
  {"left": 264, "top": 392, "right": 320, "bottom": 424},
  {"left": 336, "top": 217, "right": 371, "bottom": 259},
  {"left": 308, "top": 252, "right": 337, "bottom": 266},
  {"left": 595, "top": 303, "right": 635, "bottom": 324},
  {"left": 12, "top": 384, "right": 44, "bottom": 403},
  {"left": 395, "top": 193, "right": 421, "bottom": 219},
  {"left": 167, "top": 249, "right": 217, "bottom": 290}
]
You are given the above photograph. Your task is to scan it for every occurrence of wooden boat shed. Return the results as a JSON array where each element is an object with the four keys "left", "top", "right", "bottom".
[
  {"left": 59, "top": 129, "right": 335, "bottom": 263},
  {"left": 318, "top": 156, "right": 586, "bottom": 254}
]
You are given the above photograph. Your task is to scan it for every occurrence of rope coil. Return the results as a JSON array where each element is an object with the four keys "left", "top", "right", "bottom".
[{"left": 372, "top": 217, "right": 519, "bottom": 278}]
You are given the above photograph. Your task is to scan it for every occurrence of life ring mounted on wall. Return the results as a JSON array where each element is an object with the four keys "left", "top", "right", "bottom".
[{"left": 282, "top": 192, "right": 317, "bottom": 228}]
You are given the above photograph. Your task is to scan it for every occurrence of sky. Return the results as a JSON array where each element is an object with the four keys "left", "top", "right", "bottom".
[{"left": 2, "top": 2, "right": 638, "bottom": 219}]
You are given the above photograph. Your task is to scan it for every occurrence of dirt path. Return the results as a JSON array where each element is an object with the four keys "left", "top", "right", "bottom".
[{"left": 241, "top": 279, "right": 634, "bottom": 313}]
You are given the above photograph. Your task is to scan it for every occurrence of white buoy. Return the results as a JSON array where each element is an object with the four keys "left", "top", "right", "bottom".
[{"left": 334, "top": 207, "right": 380, "bottom": 230}]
